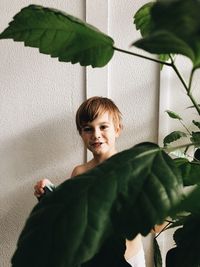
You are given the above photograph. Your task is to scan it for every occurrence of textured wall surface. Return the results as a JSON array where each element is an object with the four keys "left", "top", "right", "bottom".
[
  {"left": 0, "top": 1, "right": 86, "bottom": 266},
  {"left": 1, "top": 1, "right": 194, "bottom": 266}
]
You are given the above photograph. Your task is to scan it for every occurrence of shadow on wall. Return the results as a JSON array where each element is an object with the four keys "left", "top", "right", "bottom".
[{"left": 1, "top": 115, "right": 83, "bottom": 184}]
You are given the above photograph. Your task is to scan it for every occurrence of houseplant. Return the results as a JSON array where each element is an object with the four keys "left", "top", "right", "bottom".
[{"left": 1, "top": 0, "right": 200, "bottom": 266}]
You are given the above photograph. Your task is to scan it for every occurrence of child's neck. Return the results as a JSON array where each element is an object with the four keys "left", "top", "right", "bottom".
[{"left": 92, "top": 149, "right": 118, "bottom": 166}]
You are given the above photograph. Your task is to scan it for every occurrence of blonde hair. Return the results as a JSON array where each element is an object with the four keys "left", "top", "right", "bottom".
[{"left": 76, "top": 96, "right": 122, "bottom": 134}]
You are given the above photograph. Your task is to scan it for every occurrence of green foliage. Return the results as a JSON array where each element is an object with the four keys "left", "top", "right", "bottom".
[
  {"left": 163, "top": 109, "right": 200, "bottom": 149},
  {"left": 1, "top": 0, "right": 200, "bottom": 266},
  {"left": 164, "top": 187, "right": 200, "bottom": 267},
  {"left": 133, "top": 2, "right": 154, "bottom": 37},
  {"left": 153, "top": 238, "right": 162, "bottom": 267},
  {"left": 133, "top": 1, "right": 171, "bottom": 64},
  {"left": 0, "top": 5, "right": 114, "bottom": 67},
  {"left": 180, "top": 186, "right": 200, "bottom": 214},
  {"left": 192, "top": 120, "right": 200, "bottom": 129},
  {"left": 135, "top": 30, "right": 194, "bottom": 61},
  {"left": 166, "top": 110, "right": 182, "bottom": 120},
  {"left": 172, "top": 213, "right": 200, "bottom": 267},
  {"left": 11, "top": 143, "right": 184, "bottom": 267},
  {"left": 194, "top": 148, "right": 200, "bottom": 161},
  {"left": 191, "top": 132, "right": 200, "bottom": 144},
  {"left": 133, "top": 0, "right": 200, "bottom": 68},
  {"left": 163, "top": 131, "right": 187, "bottom": 146},
  {"left": 174, "top": 158, "right": 200, "bottom": 186}
]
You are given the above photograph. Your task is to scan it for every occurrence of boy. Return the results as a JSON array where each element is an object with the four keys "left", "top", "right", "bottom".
[{"left": 34, "top": 96, "right": 146, "bottom": 267}]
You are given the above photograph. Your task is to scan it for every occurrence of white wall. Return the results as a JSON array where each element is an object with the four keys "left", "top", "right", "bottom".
[
  {"left": 1, "top": 1, "right": 196, "bottom": 266},
  {"left": 0, "top": 1, "right": 86, "bottom": 266}
]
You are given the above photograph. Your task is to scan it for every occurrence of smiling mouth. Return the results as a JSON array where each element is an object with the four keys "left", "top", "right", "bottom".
[{"left": 91, "top": 142, "right": 103, "bottom": 147}]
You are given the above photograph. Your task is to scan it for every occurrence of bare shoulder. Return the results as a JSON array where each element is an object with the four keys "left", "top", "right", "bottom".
[
  {"left": 71, "top": 160, "right": 95, "bottom": 177},
  {"left": 71, "top": 164, "right": 87, "bottom": 177}
]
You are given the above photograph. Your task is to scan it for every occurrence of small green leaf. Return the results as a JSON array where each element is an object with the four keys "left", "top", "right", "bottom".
[
  {"left": 159, "top": 54, "right": 171, "bottom": 63},
  {"left": 0, "top": 5, "right": 114, "bottom": 67},
  {"left": 172, "top": 186, "right": 200, "bottom": 217},
  {"left": 174, "top": 158, "right": 200, "bottom": 186},
  {"left": 166, "top": 110, "right": 182, "bottom": 120},
  {"left": 192, "top": 120, "right": 200, "bottom": 129},
  {"left": 159, "top": 54, "right": 172, "bottom": 69},
  {"left": 180, "top": 186, "right": 200, "bottom": 213},
  {"left": 153, "top": 238, "right": 162, "bottom": 267},
  {"left": 164, "top": 131, "right": 187, "bottom": 146},
  {"left": 190, "top": 132, "right": 200, "bottom": 144}
]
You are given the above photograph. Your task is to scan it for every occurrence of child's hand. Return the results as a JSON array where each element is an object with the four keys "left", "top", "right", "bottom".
[{"left": 34, "top": 179, "right": 53, "bottom": 198}]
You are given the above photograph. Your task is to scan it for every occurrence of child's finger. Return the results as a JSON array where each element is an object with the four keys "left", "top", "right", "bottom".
[
  {"left": 33, "top": 178, "right": 52, "bottom": 198},
  {"left": 34, "top": 182, "right": 44, "bottom": 195},
  {"left": 39, "top": 178, "right": 51, "bottom": 188}
]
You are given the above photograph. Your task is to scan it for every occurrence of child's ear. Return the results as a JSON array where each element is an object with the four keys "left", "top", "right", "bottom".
[{"left": 115, "top": 125, "right": 122, "bottom": 137}]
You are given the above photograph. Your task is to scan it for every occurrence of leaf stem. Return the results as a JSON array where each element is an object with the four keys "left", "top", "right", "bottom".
[
  {"left": 169, "top": 56, "right": 200, "bottom": 115},
  {"left": 114, "top": 47, "right": 200, "bottom": 115},
  {"left": 188, "top": 67, "right": 196, "bottom": 94},
  {"left": 113, "top": 46, "right": 172, "bottom": 66},
  {"left": 169, "top": 55, "right": 188, "bottom": 92},
  {"left": 179, "top": 120, "right": 191, "bottom": 135},
  {"left": 187, "top": 91, "right": 200, "bottom": 116},
  {"left": 155, "top": 221, "right": 172, "bottom": 239}
]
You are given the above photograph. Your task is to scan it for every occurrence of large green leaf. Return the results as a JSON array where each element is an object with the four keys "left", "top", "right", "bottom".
[
  {"left": 11, "top": 142, "right": 183, "bottom": 267},
  {"left": 134, "top": 31, "right": 195, "bottom": 62},
  {"left": 81, "top": 235, "right": 131, "bottom": 267},
  {"left": 133, "top": 2, "right": 155, "bottom": 37},
  {"left": 0, "top": 5, "right": 114, "bottom": 67},
  {"left": 133, "top": 1, "right": 171, "bottom": 65},
  {"left": 133, "top": 0, "right": 200, "bottom": 68}
]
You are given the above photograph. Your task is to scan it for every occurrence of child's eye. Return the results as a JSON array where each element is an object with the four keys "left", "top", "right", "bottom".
[
  {"left": 100, "top": 125, "right": 108, "bottom": 130},
  {"left": 82, "top": 127, "right": 92, "bottom": 132}
]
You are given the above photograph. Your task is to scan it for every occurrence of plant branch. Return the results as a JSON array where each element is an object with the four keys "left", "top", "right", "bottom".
[
  {"left": 169, "top": 55, "right": 188, "bottom": 92},
  {"left": 169, "top": 56, "right": 200, "bottom": 115},
  {"left": 155, "top": 221, "right": 172, "bottom": 239},
  {"left": 113, "top": 47, "right": 172, "bottom": 66},
  {"left": 188, "top": 67, "right": 196, "bottom": 93},
  {"left": 179, "top": 120, "right": 191, "bottom": 135},
  {"left": 114, "top": 47, "right": 200, "bottom": 115},
  {"left": 187, "top": 91, "right": 200, "bottom": 116}
]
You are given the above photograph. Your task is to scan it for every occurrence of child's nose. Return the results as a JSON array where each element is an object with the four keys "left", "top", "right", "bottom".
[{"left": 93, "top": 128, "right": 101, "bottom": 138}]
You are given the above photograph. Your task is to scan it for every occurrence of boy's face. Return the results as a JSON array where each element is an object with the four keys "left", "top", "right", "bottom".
[{"left": 80, "top": 112, "right": 121, "bottom": 158}]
